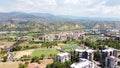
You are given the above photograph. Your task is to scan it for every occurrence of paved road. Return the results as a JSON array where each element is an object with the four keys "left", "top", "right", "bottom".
[
  {"left": 7, "top": 50, "right": 14, "bottom": 62},
  {"left": 6, "top": 41, "right": 24, "bottom": 62}
]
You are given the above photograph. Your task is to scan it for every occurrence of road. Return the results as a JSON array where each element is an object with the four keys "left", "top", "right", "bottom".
[
  {"left": 7, "top": 49, "right": 14, "bottom": 62},
  {"left": 6, "top": 40, "right": 24, "bottom": 62}
]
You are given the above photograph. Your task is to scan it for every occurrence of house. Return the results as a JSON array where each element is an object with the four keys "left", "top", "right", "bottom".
[
  {"left": 70, "top": 58, "right": 94, "bottom": 68},
  {"left": 66, "top": 34, "right": 73, "bottom": 40},
  {"left": 39, "top": 34, "right": 55, "bottom": 41},
  {"left": 54, "top": 34, "right": 60, "bottom": 40},
  {"left": 60, "top": 35, "right": 67, "bottom": 41},
  {"left": 39, "top": 36, "right": 45, "bottom": 40},
  {"left": 56, "top": 52, "right": 71, "bottom": 63}
]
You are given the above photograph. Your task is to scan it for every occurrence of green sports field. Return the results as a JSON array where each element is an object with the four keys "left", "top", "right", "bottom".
[{"left": 32, "top": 48, "right": 59, "bottom": 57}]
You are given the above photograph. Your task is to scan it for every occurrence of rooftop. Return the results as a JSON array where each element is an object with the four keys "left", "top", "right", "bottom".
[
  {"left": 71, "top": 58, "right": 93, "bottom": 68},
  {"left": 107, "top": 56, "right": 118, "bottom": 61},
  {"left": 57, "top": 52, "right": 70, "bottom": 57},
  {"left": 75, "top": 49, "right": 95, "bottom": 53},
  {"left": 102, "top": 48, "right": 117, "bottom": 52}
]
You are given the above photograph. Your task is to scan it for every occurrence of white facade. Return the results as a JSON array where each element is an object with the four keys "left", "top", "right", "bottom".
[
  {"left": 71, "top": 58, "right": 94, "bottom": 68},
  {"left": 74, "top": 49, "right": 95, "bottom": 61},
  {"left": 56, "top": 52, "right": 71, "bottom": 63},
  {"left": 105, "top": 56, "right": 118, "bottom": 68},
  {"left": 102, "top": 48, "right": 118, "bottom": 59}
]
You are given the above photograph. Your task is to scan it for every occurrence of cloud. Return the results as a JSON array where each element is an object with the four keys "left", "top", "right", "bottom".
[{"left": 0, "top": 0, "right": 120, "bottom": 18}]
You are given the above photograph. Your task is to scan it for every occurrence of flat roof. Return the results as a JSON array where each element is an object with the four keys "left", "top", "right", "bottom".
[
  {"left": 102, "top": 48, "right": 117, "bottom": 52},
  {"left": 75, "top": 49, "right": 95, "bottom": 53},
  {"left": 107, "top": 56, "right": 118, "bottom": 61},
  {"left": 57, "top": 52, "right": 70, "bottom": 57},
  {"left": 71, "top": 58, "right": 93, "bottom": 68}
]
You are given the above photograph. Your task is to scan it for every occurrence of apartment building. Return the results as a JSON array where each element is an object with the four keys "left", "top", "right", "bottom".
[
  {"left": 74, "top": 49, "right": 95, "bottom": 61},
  {"left": 105, "top": 56, "right": 118, "bottom": 68},
  {"left": 71, "top": 58, "right": 94, "bottom": 68},
  {"left": 56, "top": 52, "right": 71, "bottom": 63}
]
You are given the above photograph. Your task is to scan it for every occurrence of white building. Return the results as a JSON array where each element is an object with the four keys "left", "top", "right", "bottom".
[
  {"left": 102, "top": 48, "right": 118, "bottom": 59},
  {"left": 74, "top": 49, "right": 95, "bottom": 61},
  {"left": 56, "top": 52, "right": 71, "bottom": 63},
  {"left": 71, "top": 58, "right": 94, "bottom": 68},
  {"left": 105, "top": 56, "right": 118, "bottom": 68}
]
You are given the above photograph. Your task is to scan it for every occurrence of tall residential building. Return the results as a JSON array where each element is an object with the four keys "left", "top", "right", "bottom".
[
  {"left": 102, "top": 48, "right": 118, "bottom": 59},
  {"left": 105, "top": 56, "right": 118, "bottom": 68},
  {"left": 56, "top": 52, "right": 71, "bottom": 63},
  {"left": 74, "top": 49, "right": 95, "bottom": 61},
  {"left": 71, "top": 58, "right": 94, "bottom": 68}
]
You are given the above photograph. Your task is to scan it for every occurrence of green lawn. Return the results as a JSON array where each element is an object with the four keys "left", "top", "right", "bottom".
[
  {"left": 32, "top": 48, "right": 59, "bottom": 57},
  {"left": 61, "top": 44, "right": 81, "bottom": 51}
]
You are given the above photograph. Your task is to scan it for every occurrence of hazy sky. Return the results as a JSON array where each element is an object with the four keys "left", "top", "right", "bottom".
[{"left": 0, "top": 0, "right": 120, "bottom": 18}]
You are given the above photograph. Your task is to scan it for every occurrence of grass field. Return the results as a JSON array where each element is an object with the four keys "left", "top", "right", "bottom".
[
  {"left": 61, "top": 44, "right": 81, "bottom": 51},
  {"left": 62, "top": 44, "right": 80, "bottom": 50},
  {"left": 32, "top": 48, "right": 59, "bottom": 57}
]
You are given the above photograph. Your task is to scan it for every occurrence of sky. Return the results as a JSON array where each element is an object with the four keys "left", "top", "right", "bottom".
[{"left": 0, "top": 0, "right": 120, "bottom": 18}]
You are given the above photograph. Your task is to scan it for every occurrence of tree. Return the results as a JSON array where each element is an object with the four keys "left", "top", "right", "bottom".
[
  {"left": 41, "top": 42, "right": 49, "bottom": 48},
  {"left": 24, "top": 62, "right": 29, "bottom": 67},
  {"left": 21, "top": 55, "right": 31, "bottom": 61},
  {"left": 46, "top": 64, "right": 51, "bottom": 68},
  {"left": 46, "top": 62, "right": 65, "bottom": 68},
  {"left": 69, "top": 51, "right": 79, "bottom": 63},
  {"left": 31, "top": 56, "right": 40, "bottom": 64},
  {"left": 10, "top": 46, "right": 22, "bottom": 52},
  {"left": 49, "top": 53, "right": 53, "bottom": 59},
  {"left": 3, "top": 56, "right": 7, "bottom": 62},
  {"left": 53, "top": 62, "right": 65, "bottom": 68},
  {"left": 64, "top": 61, "right": 72, "bottom": 68},
  {"left": 40, "top": 54, "right": 45, "bottom": 60},
  {"left": 0, "top": 48, "right": 4, "bottom": 53},
  {"left": 18, "top": 63, "right": 27, "bottom": 68},
  {"left": 41, "top": 41, "right": 58, "bottom": 48},
  {"left": 94, "top": 50, "right": 103, "bottom": 62}
]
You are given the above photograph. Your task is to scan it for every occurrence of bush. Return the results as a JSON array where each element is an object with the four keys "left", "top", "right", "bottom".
[
  {"left": 10, "top": 46, "right": 22, "bottom": 52},
  {"left": 31, "top": 56, "right": 40, "bottom": 64},
  {"left": 46, "top": 62, "right": 65, "bottom": 68}
]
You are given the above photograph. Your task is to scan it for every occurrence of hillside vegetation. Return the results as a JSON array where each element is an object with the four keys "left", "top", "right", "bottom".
[{"left": 0, "top": 12, "right": 120, "bottom": 31}]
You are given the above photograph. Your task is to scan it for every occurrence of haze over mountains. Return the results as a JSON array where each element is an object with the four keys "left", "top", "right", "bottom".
[{"left": 0, "top": 12, "right": 120, "bottom": 31}]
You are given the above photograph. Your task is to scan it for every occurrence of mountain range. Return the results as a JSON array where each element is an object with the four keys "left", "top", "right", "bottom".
[{"left": 0, "top": 12, "right": 120, "bottom": 31}]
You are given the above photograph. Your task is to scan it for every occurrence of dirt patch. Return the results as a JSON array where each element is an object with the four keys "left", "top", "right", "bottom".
[
  {"left": 0, "top": 41, "right": 15, "bottom": 48},
  {"left": 0, "top": 61, "right": 22, "bottom": 68},
  {"left": 14, "top": 49, "right": 34, "bottom": 59}
]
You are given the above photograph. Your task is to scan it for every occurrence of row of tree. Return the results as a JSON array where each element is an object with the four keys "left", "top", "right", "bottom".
[
  {"left": 41, "top": 41, "right": 58, "bottom": 48},
  {"left": 81, "top": 38, "right": 120, "bottom": 49},
  {"left": 46, "top": 61, "right": 72, "bottom": 68}
]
